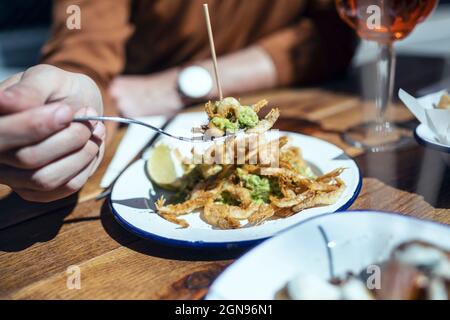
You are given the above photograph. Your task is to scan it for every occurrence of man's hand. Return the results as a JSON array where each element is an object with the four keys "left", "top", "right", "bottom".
[
  {"left": 109, "top": 68, "right": 183, "bottom": 118},
  {"left": 0, "top": 64, "right": 105, "bottom": 202}
]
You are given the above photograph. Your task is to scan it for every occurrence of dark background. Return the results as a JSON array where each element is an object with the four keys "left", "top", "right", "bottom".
[
  {"left": 0, "top": 0, "right": 52, "bottom": 30},
  {"left": 2, "top": 0, "right": 450, "bottom": 30},
  {"left": 1, "top": 0, "right": 450, "bottom": 85}
]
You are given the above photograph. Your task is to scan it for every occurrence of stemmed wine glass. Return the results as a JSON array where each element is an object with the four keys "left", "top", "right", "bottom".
[{"left": 336, "top": 0, "right": 438, "bottom": 152}]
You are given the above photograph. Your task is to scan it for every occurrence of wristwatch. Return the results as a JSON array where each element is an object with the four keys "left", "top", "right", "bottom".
[{"left": 177, "top": 66, "right": 213, "bottom": 101}]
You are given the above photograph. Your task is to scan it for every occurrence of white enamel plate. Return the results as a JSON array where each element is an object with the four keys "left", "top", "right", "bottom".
[
  {"left": 415, "top": 123, "right": 450, "bottom": 154},
  {"left": 206, "top": 211, "right": 450, "bottom": 299},
  {"left": 110, "top": 114, "right": 361, "bottom": 248}
]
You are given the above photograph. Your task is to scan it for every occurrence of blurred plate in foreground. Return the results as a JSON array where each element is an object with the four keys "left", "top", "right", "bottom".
[{"left": 206, "top": 211, "right": 450, "bottom": 299}]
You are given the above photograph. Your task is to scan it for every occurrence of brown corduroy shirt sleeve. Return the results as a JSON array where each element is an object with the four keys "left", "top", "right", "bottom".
[
  {"left": 41, "top": 0, "right": 133, "bottom": 117},
  {"left": 259, "top": 0, "right": 356, "bottom": 86}
]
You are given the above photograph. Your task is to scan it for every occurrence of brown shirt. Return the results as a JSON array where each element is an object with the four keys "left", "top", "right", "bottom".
[{"left": 42, "top": 0, "right": 355, "bottom": 115}]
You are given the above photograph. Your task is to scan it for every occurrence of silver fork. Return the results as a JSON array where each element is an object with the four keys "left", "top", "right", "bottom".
[{"left": 73, "top": 115, "right": 240, "bottom": 142}]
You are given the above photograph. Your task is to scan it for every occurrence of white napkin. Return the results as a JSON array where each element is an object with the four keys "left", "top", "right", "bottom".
[
  {"left": 100, "top": 115, "right": 167, "bottom": 188},
  {"left": 398, "top": 89, "right": 450, "bottom": 145}
]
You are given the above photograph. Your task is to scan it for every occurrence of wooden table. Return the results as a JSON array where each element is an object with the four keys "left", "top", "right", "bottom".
[{"left": 1, "top": 86, "right": 449, "bottom": 299}]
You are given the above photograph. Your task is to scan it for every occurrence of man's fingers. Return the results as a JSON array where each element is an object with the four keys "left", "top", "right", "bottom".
[
  {"left": 14, "top": 158, "right": 97, "bottom": 203},
  {"left": 0, "top": 139, "right": 99, "bottom": 191},
  {"left": 0, "top": 122, "right": 93, "bottom": 169},
  {"left": 0, "top": 65, "right": 66, "bottom": 114},
  {"left": 0, "top": 72, "right": 23, "bottom": 91},
  {"left": 89, "top": 138, "right": 105, "bottom": 177},
  {"left": 91, "top": 121, "right": 106, "bottom": 142},
  {"left": 0, "top": 103, "right": 74, "bottom": 153}
]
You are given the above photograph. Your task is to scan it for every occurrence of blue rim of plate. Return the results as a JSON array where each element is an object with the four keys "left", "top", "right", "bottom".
[
  {"left": 414, "top": 124, "right": 450, "bottom": 154},
  {"left": 109, "top": 153, "right": 363, "bottom": 249}
]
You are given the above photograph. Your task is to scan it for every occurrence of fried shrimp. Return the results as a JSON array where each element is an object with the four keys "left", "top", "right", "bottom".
[
  {"left": 221, "top": 183, "right": 253, "bottom": 208},
  {"left": 270, "top": 190, "right": 315, "bottom": 208},
  {"left": 202, "top": 201, "right": 241, "bottom": 229},
  {"left": 153, "top": 98, "right": 347, "bottom": 229},
  {"left": 203, "top": 97, "right": 278, "bottom": 136},
  {"left": 251, "top": 99, "right": 268, "bottom": 113},
  {"left": 155, "top": 159, "right": 346, "bottom": 229},
  {"left": 247, "top": 108, "right": 280, "bottom": 134},
  {"left": 247, "top": 204, "right": 275, "bottom": 226},
  {"left": 155, "top": 191, "right": 213, "bottom": 215}
]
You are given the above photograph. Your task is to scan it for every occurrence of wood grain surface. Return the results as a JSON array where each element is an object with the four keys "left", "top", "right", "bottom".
[{"left": 0, "top": 87, "right": 449, "bottom": 300}]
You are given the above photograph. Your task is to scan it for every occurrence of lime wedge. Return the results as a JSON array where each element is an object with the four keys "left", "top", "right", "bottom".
[{"left": 146, "top": 143, "right": 185, "bottom": 190}]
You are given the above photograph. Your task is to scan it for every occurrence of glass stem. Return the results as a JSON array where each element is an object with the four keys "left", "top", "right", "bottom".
[{"left": 375, "top": 43, "right": 396, "bottom": 127}]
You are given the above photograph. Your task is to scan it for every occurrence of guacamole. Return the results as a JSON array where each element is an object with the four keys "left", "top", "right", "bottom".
[
  {"left": 237, "top": 106, "right": 258, "bottom": 128},
  {"left": 210, "top": 100, "right": 259, "bottom": 132},
  {"left": 211, "top": 117, "right": 239, "bottom": 132},
  {"left": 237, "top": 168, "right": 271, "bottom": 203}
]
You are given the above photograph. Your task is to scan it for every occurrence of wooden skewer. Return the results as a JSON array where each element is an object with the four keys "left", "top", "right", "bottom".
[{"left": 203, "top": 3, "right": 223, "bottom": 101}]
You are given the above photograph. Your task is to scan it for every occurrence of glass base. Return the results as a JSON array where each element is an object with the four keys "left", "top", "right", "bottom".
[{"left": 341, "top": 121, "right": 414, "bottom": 152}]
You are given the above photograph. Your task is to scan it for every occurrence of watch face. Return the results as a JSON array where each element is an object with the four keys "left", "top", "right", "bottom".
[{"left": 178, "top": 66, "right": 213, "bottom": 99}]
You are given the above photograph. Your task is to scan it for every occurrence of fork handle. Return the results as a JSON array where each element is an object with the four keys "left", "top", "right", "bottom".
[{"left": 73, "top": 115, "right": 194, "bottom": 142}]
